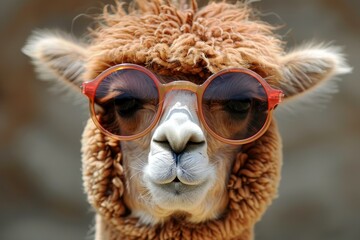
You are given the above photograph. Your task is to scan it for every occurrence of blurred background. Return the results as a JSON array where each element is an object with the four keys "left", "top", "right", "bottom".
[{"left": 0, "top": 0, "right": 359, "bottom": 239}]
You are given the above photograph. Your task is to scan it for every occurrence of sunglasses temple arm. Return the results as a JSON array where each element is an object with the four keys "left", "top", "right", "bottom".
[
  {"left": 81, "top": 81, "right": 96, "bottom": 98},
  {"left": 268, "top": 90, "right": 284, "bottom": 109}
]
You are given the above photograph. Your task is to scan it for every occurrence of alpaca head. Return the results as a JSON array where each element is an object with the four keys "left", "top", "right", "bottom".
[{"left": 23, "top": 0, "right": 351, "bottom": 234}]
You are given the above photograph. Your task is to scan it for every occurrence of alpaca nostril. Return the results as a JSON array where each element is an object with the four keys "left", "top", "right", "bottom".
[
  {"left": 153, "top": 134, "right": 205, "bottom": 154},
  {"left": 154, "top": 139, "right": 205, "bottom": 156},
  {"left": 152, "top": 107, "right": 206, "bottom": 153}
]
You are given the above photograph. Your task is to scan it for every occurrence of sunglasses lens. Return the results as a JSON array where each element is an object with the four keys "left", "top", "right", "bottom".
[
  {"left": 94, "top": 69, "right": 159, "bottom": 137},
  {"left": 202, "top": 72, "right": 268, "bottom": 141}
]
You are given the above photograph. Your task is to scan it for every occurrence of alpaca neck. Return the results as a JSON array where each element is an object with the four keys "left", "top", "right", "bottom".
[{"left": 94, "top": 214, "right": 254, "bottom": 240}]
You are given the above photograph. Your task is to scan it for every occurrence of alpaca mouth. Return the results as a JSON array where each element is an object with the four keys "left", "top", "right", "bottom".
[
  {"left": 141, "top": 180, "right": 208, "bottom": 212},
  {"left": 173, "top": 176, "right": 181, "bottom": 183},
  {"left": 154, "top": 180, "right": 205, "bottom": 196},
  {"left": 144, "top": 153, "right": 215, "bottom": 208},
  {"left": 145, "top": 171, "right": 209, "bottom": 200}
]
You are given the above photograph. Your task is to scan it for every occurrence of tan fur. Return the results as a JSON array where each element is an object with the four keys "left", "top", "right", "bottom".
[
  {"left": 22, "top": 31, "right": 88, "bottom": 91},
  {"left": 85, "top": 0, "right": 283, "bottom": 84},
  {"left": 82, "top": 119, "right": 282, "bottom": 239}
]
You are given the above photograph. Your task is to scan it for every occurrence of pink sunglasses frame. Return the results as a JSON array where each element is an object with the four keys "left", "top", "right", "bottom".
[{"left": 81, "top": 63, "right": 283, "bottom": 145}]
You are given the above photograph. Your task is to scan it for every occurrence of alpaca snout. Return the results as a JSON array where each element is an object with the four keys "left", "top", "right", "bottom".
[
  {"left": 145, "top": 141, "right": 210, "bottom": 186},
  {"left": 152, "top": 113, "right": 205, "bottom": 154}
]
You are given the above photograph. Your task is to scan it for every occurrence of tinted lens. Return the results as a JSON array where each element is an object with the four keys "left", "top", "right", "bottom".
[
  {"left": 94, "top": 69, "right": 159, "bottom": 136},
  {"left": 202, "top": 72, "right": 268, "bottom": 141}
]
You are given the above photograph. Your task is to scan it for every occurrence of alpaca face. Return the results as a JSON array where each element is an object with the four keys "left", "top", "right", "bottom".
[
  {"left": 145, "top": 91, "right": 213, "bottom": 201},
  {"left": 23, "top": 0, "right": 350, "bottom": 230},
  {"left": 121, "top": 90, "right": 236, "bottom": 224},
  {"left": 81, "top": 64, "right": 282, "bottom": 224}
]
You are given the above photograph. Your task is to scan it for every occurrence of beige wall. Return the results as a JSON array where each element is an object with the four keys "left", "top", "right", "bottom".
[{"left": 0, "top": 0, "right": 359, "bottom": 239}]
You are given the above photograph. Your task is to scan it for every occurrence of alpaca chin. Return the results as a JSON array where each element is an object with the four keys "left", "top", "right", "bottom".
[
  {"left": 145, "top": 171, "right": 215, "bottom": 208},
  {"left": 133, "top": 172, "right": 228, "bottom": 226},
  {"left": 142, "top": 154, "right": 217, "bottom": 222}
]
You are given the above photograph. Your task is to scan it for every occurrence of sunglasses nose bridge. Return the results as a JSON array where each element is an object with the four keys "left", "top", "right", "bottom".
[
  {"left": 160, "top": 81, "right": 202, "bottom": 122},
  {"left": 163, "top": 81, "right": 200, "bottom": 93}
]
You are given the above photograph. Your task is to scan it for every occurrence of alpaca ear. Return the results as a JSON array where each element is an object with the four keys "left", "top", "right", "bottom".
[
  {"left": 22, "top": 31, "right": 87, "bottom": 93},
  {"left": 279, "top": 45, "right": 351, "bottom": 101}
]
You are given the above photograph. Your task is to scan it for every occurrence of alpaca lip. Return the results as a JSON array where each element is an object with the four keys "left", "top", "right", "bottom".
[
  {"left": 146, "top": 175, "right": 214, "bottom": 212},
  {"left": 155, "top": 181, "right": 203, "bottom": 196}
]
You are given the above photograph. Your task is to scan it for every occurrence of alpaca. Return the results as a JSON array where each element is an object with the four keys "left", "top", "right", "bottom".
[{"left": 23, "top": 0, "right": 351, "bottom": 239}]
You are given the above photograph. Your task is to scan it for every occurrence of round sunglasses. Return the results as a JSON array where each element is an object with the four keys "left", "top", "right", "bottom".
[{"left": 81, "top": 64, "right": 283, "bottom": 145}]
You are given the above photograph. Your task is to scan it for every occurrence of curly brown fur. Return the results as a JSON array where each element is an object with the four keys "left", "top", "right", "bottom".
[
  {"left": 85, "top": 0, "right": 284, "bottom": 83},
  {"left": 82, "top": 119, "right": 281, "bottom": 239}
]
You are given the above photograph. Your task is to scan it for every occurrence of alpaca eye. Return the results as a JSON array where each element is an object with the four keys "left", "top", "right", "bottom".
[
  {"left": 225, "top": 99, "right": 251, "bottom": 115},
  {"left": 114, "top": 94, "right": 142, "bottom": 117}
]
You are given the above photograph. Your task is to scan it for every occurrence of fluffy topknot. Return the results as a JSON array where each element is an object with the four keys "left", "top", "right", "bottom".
[{"left": 86, "top": 0, "right": 284, "bottom": 83}]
